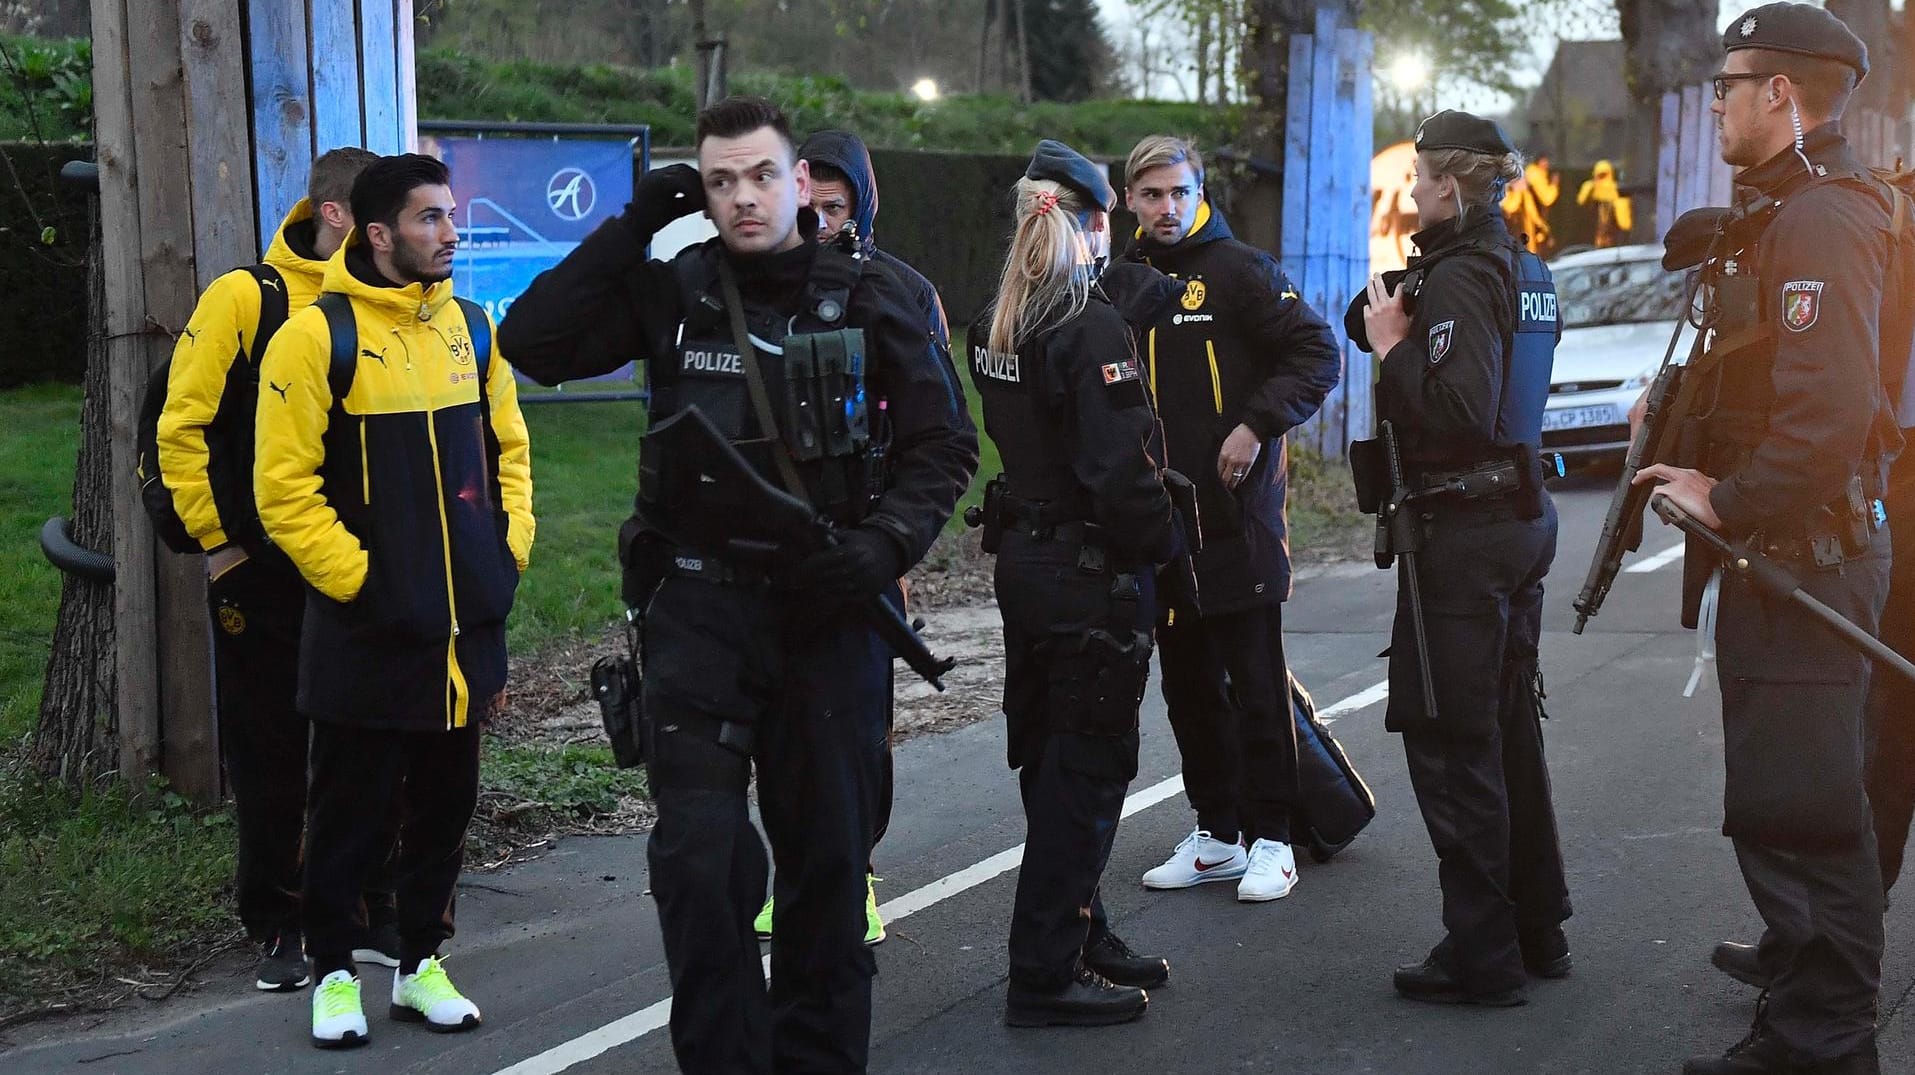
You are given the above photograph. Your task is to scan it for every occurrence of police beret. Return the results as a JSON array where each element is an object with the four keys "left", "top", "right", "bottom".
[
  {"left": 1026, "top": 139, "right": 1117, "bottom": 214},
  {"left": 1414, "top": 110, "right": 1514, "bottom": 157},
  {"left": 1724, "top": 3, "right": 1868, "bottom": 81}
]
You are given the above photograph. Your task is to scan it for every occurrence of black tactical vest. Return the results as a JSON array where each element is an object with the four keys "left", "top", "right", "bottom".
[
  {"left": 968, "top": 312, "right": 1081, "bottom": 508},
  {"left": 640, "top": 241, "right": 878, "bottom": 535}
]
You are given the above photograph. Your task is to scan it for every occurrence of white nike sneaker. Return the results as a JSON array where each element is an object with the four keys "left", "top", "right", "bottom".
[
  {"left": 1237, "top": 839, "right": 1299, "bottom": 902},
  {"left": 390, "top": 956, "right": 482, "bottom": 1032},
  {"left": 1141, "top": 828, "right": 1248, "bottom": 889},
  {"left": 311, "top": 970, "right": 368, "bottom": 1049}
]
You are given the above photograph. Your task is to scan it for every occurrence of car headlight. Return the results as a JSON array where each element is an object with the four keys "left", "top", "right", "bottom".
[{"left": 1621, "top": 365, "right": 1657, "bottom": 391}]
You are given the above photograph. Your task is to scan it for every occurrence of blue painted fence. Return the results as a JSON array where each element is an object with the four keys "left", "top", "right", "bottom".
[{"left": 1280, "top": 4, "right": 1374, "bottom": 460}]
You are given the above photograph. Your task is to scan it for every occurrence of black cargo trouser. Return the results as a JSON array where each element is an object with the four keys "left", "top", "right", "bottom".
[
  {"left": 1718, "top": 525, "right": 1889, "bottom": 1060},
  {"left": 1158, "top": 601, "right": 1301, "bottom": 845},
  {"left": 1393, "top": 496, "right": 1571, "bottom": 996},
  {"left": 996, "top": 533, "right": 1155, "bottom": 990},
  {"left": 209, "top": 553, "right": 396, "bottom": 945},
  {"left": 302, "top": 718, "right": 482, "bottom": 977},
  {"left": 643, "top": 577, "right": 889, "bottom": 1075}
]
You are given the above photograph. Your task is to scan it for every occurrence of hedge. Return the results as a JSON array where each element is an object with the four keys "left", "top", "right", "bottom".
[{"left": 0, "top": 140, "right": 90, "bottom": 389}]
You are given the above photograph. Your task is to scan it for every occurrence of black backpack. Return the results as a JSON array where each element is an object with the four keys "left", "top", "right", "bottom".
[
  {"left": 309, "top": 291, "right": 494, "bottom": 412},
  {"left": 136, "top": 265, "right": 288, "bottom": 554}
]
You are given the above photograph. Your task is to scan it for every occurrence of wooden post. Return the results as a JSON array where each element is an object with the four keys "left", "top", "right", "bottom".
[
  {"left": 1340, "top": 24, "right": 1373, "bottom": 441},
  {"left": 87, "top": 0, "right": 417, "bottom": 800}
]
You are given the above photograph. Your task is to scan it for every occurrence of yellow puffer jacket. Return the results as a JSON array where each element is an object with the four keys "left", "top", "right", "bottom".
[
  {"left": 255, "top": 237, "right": 535, "bottom": 730},
  {"left": 156, "top": 199, "right": 330, "bottom": 554}
]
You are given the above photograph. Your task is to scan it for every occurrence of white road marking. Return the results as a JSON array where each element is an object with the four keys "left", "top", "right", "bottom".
[
  {"left": 492, "top": 679, "right": 1390, "bottom": 1075},
  {"left": 1624, "top": 542, "right": 1685, "bottom": 574}
]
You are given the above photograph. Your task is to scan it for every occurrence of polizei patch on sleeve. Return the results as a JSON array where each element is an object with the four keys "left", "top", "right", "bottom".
[
  {"left": 1781, "top": 280, "right": 1824, "bottom": 333},
  {"left": 1427, "top": 320, "right": 1456, "bottom": 365},
  {"left": 1101, "top": 360, "right": 1140, "bottom": 385}
]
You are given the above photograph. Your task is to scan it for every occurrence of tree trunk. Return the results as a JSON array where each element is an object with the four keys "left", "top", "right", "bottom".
[
  {"left": 33, "top": 208, "right": 119, "bottom": 790},
  {"left": 1826, "top": 0, "right": 1903, "bottom": 118},
  {"left": 1013, "top": 0, "right": 1033, "bottom": 102},
  {"left": 1615, "top": 0, "right": 1720, "bottom": 99},
  {"left": 1195, "top": 15, "right": 1212, "bottom": 106},
  {"left": 1238, "top": 0, "right": 1321, "bottom": 248}
]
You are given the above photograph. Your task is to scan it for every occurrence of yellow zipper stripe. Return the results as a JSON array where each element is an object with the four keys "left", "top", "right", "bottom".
[
  {"left": 1148, "top": 328, "right": 1159, "bottom": 395},
  {"left": 1205, "top": 340, "right": 1223, "bottom": 414},
  {"left": 359, "top": 421, "right": 371, "bottom": 504},
  {"left": 421, "top": 371, "right": 467, "bottom": 729}
]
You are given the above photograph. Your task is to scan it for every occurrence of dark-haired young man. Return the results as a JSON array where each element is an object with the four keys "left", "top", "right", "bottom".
[
  {"left": 502, "top": 97, "right": 976, "bottom": 1073},
  {"left": 156, "top": 147, "right": 396, "bottom": 992},
  {"left": 255, "top": 152, "right": 535, "bottom": 1049}
]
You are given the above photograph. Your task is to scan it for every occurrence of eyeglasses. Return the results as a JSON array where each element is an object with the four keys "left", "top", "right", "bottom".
[{"left": 1711, "top": 72, "right": 1778, "bottom": 100}]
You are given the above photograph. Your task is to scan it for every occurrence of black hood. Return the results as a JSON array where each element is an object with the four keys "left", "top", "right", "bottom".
[
  {"left": 798, "top": 129, "right": 879, "bottom": 256},
  {"left": 1132, "top": 199, "right": 1233, "bottom": 261}
]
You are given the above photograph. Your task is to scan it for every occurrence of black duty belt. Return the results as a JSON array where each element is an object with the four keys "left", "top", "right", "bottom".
[
  {"left": 658, "top": 547, "right": 775, "bottom": 586},
  {"left": 1409, "top": 458, "right": 1525, "bottom": 501}
]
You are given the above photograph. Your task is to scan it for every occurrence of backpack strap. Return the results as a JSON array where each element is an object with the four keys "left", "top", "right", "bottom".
[
  {"left": 240, "top": 264, "right": 289, "bottom": 371},
  {"left": 313, "top": 292, "right": 358, "bottom": 405},
  {"left": 453, "top": 296, "right": 493, "bottom": 383}
]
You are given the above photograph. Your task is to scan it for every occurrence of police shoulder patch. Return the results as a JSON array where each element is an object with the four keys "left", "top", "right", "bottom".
[
  {"left": 1101, "top": 359, "right": 1140, "bottom": 385},
  {"left": 1427, "top": 320, "right": 1456, "bottom": 365},
  {"left": 1781, "top": 280, "right": 1824, "bottom": 333}
]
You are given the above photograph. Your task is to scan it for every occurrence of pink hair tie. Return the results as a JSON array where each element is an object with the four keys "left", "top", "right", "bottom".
[{"left": 1031, "top": 190, "right": 1060, "bottom": 216}]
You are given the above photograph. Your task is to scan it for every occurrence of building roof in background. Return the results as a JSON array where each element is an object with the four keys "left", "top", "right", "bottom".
[{"left": 1527, "top": 40, "right": 1633, "bottom": 126}]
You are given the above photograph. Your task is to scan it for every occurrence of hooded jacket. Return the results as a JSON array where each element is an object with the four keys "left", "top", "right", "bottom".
[
  {"left": 798, "top": 129, "right": 949, "bottom": 345},
  {"left": 157, "top": 199, "right": 332, "bottom": 557},
  {"left": 255, "top": 238, "right": 535, "bottom": 730},
  {"left": 1126, "top": 202, "right": 1341, "bottom": 612}
]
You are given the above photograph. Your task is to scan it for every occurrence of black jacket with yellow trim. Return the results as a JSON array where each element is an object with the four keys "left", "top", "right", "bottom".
[
  {"left": 255, "top": 238, "right": 535, "bottom": 730},
  {"left": 156, "top": 200, "right": 331, "bottom": 556},
  {"left": 1125, "top": 202, "right": 1341, "bottom": 612}
]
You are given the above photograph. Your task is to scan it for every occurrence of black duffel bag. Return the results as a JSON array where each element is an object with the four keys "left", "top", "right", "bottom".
[{"left": 1292, "top": 672, "right": 1376, "bottom": 863}]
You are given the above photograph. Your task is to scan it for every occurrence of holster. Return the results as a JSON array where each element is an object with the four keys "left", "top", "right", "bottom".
[
  {"left": 1349, "top": 437, "right": 1388, "bottom": 515},
  {"left": 1049, "top": 572, "right": 1152, "bottom": 737},
  {"left": 592, "top": 617, "right": 646, "bottom": 769}
]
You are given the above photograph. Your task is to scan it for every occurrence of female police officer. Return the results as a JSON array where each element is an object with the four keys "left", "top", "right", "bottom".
[
  {"left": 965, "top": 141, "right": 1181, "bottom": 1028},
  {"left": 1347, "top": 110, "right": 1572, "bottom": 1006}
]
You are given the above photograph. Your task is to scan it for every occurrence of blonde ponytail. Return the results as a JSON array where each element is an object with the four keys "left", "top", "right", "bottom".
[{"left": 987, "top": 178, "right": 1094, "bottom": 354}]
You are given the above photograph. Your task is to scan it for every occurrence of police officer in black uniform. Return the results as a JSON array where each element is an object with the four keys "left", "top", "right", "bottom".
[
  {"left": 966, "top": 140, "right": 1180, "bottom": 1028},
  {"left": 1631, "top": 8, "right": 1896, "bottom": 1072},
  {"left": 499, "top": 96, "right": 977, "bottom": 1074},
  {"left": 1347, "top": 110, "right": 1572, "bottom": 1008}
]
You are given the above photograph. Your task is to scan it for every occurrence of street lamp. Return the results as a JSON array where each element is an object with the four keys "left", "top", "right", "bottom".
[{"left": 912, "top": 78, "right": 940, "bottom": 103}]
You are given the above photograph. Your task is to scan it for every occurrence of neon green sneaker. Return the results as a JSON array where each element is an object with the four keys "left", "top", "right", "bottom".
[
  {"left": 755, "top": 896, "right": 774, "bottom": 940},
  {"left": 390, "top": 955, "right": 481, "bottom": 1032},
  {"left": 311, "top": 970, "right": 368, "bottom": 1049},
  {"left": 865, "top": 874, "right": 886, "bottom": 946}
]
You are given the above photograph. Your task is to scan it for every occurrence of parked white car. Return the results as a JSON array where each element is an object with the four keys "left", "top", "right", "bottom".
[{"left": 1541, "top": 244, "right": 1698, "bottom": 464}]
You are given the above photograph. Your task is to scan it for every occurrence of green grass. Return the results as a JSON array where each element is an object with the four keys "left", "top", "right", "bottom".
[
  {"left": 479, "top": 739, "right": 649, "bottom": 820},
  {"left": 0, "top": 382, "right": 80, "bottom": 745},
  {"left": 0, "top": 772, "right": 237, "bottom": 1013}
]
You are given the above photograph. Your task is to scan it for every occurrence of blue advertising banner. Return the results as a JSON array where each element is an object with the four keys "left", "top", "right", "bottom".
[{"left": 434, "top": 135, "right": 640, "bottom": 382}]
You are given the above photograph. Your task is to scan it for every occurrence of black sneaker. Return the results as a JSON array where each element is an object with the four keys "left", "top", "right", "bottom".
[
  {"left": 1392, "top": 956, "right": 1525, "bottom": 1007},
  {"left": 256, "top": 931, "right": 312, "bottom": 992},
  {"left": 353, "top": 922, "right": 401, "bottom": 969},
  {"left": 1083, "top": 931, "right": 1169, "bottom": 989},
  {"left": 1520, "top": 926, "right": 1572, "bottom": 979},
  {"left": 1006, "top": 963, "right": 1148, "bottom": 1028}
]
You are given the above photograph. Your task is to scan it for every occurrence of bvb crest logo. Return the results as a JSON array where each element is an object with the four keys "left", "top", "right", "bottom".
[
  {"left": 217, "top": 603, "right": 247, "bottom": 636},
  {"left": 1180, "top": 279, "right": 1206, "bottom": 311}
]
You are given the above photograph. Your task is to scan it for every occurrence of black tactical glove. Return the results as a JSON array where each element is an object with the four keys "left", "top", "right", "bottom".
[
  {"left": 786, "top": 527, "right": 905, "bottom": 612},
  {"left": 619, "top": 163, "right": 707, "bottom": 241}
]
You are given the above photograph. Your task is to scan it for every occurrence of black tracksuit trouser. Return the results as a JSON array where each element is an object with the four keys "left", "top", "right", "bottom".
[
  {"left": 302, "top": 720, "right": 481, "bottom": 978},
  {"left": 1158, "top": 601, "right": 1300, "bottom": 845},
  {"left": 208, "top": 554, "right": 395, "bottom": 945}
]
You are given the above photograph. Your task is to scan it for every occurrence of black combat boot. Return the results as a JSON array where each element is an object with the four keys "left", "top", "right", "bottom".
[
  {"left": 1682, "top": 1028, "right": 1878, "bottom": 1074},
  {"left": 1709, "top": 941, "right": 1771, "bottom": 990},
  {"left": 1520, "top": 925, "right": 1573, "bottom": 979},
  {"left": 1392, "top": 956, "right": 1526, "bottom": 1007},
  {"left": 1082, "top": 930, "right": 1169, "bottom": 988},
  {"left": 1006, "top": 962, "right": 1149, "bottom": 1028}
]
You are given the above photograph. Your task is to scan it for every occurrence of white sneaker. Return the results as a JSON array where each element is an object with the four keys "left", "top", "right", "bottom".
[
  {"left": 311, "top": 970, "right": 369, "bottom": 1049},
  {"left": 1237, "top": 839, "right": 1299, "bottom": 902},
  {"left": 390, "top": 956, "right": 482, "bottom": 1032},
  {"left": 1141, "top": 828, "right": 1248, "bottom": 889}
]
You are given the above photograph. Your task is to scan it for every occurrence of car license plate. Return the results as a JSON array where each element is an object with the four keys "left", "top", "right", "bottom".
[{"left": 1542, "top": 404, "right": 1621, "bottom": 432}]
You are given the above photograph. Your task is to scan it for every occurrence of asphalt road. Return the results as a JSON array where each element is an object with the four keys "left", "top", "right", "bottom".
[{"left": 9, "top": 473, "right": 1913, "bottom": 1074}]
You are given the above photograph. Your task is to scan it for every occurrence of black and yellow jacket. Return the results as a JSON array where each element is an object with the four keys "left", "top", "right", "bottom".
[
  {"left": 255, "top": 237, "right": 535, "bottom": 730},
  {"left": 1125, "top": 202, "right": 1341, "bottom": 612},
  {"left": 156, "top": 200, "right": 331, "bottom": 558}
]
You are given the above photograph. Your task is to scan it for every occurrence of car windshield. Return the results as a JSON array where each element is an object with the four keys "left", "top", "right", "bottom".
[{"left": 1552, "top": 257, "right": 1688, "bottom": 329}]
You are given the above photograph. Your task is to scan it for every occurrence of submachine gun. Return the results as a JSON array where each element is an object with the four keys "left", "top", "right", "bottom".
[
  {"left": 642, "top": 405, "right": 958, "bottom": 691},
  {"left": 1351, "top": 419, "right": 1441, "bottom": 721}
]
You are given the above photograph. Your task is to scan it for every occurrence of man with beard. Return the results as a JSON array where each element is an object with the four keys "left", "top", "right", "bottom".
[
  {"left": 500, "top": 97, "right": 976, "bottom": 1073},
  {"left": 1632, "top": 5, "right": 1898, "bottom": 1071},
  {"left": 255, "top": 153, "right": 535, "bottom": 1049},
  {"left": 1121, "top": 135, "right": 1342, "bottom": 903}
]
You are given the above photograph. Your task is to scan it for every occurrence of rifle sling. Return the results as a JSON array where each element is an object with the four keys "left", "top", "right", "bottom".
[{"left": 716, "top": 256, "right": 810, "bottom": 501}]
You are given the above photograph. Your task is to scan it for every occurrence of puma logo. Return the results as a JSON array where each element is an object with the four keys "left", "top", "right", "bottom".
[
  {"left": 267, "top": 380, "right": 290, "bottom": 402},
  {"left": 260, "top": 277, "right": 281, "bottom": 291},
  {"left": 361, "top": 347, "right": 388, "bottom": 367},
  {"left": 180, "top": 327, "right": 197, "bottom": 342}
]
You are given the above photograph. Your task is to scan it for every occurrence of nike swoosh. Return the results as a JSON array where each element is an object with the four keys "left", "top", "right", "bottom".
[
  {"left": 1281, "top": 867, "right": 1295, "bottom": 880},
  {"left": 1194, "top": 857, "right": 1237, "bottom": 872}
]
